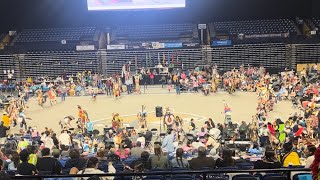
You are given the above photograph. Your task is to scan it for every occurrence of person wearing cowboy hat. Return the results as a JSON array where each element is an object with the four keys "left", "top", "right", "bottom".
[{"left": 1, "top": 112, "right": 10, "bottom": 128}]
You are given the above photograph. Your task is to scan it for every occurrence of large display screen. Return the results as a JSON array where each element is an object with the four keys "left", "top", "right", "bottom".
[{"left": 87, "top": 0, "right": 186, "bottom": 11}]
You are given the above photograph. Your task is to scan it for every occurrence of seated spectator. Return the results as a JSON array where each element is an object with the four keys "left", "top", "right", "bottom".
[
  {"left": 248, "top": 143, "right": 263, "bottom": 155},
  {"left": 182, "top": 141, "right": 194, "bottom": 153},
  {"left": 281, "top": 142, "right": 301, "bottom": 167},
  {"left": 197, "top": 127, "right": 207, "bottom": 138},
  {"left": 136, "top": 133, "right": 145, "bottom": 148},
  {"left": 7, "top": 151, "right": 19, "bottom": 171},
  {"left": 52, "top": 148, "right": 61, "bottom": 159},
  {"left": 150, "top": 144, "right": 168, "bottom": 169},
  {"left": 311, "top": 147, "right": 320, "bottom": 180},
  {"left": 129, "top": 129, "right": 138, "bottom": 146},
  {"left": 115, "top": 145, "right": 130, "bottom": 159},
  {"left": 189, "top": 146, "right": 215, "bottom": 169},
  {"left": 97, "top": 150, "right": 109, "bottom": 172},
  {"left": 17, "top": 138, "right": 29, "bottom": 152},
  {"left": 60, "top": 145, "right": 70, "bottom": 158},
  {"left": 17, "top": 149, "right": 37, "bottom": 175},
  {"left": 26, "top": 145, "right": 37, "bottom": 166},
  {"left": 216, "top": 149, "right": 235, "bottom": 167},
  {"left": 107, "top": 149, "right": 120, "bottom": 162},
  {"left": 59, "top": 129, "right": 71, "bottom": 148},
  {"left": 0, "top": 159, "right": 11, "bottom": 180},
  {"left": 170, "top": 148, "right": 188, "bottom": 168},
  {"left": 205, "top": 134, "right": 219, "bottom": 150},
  {"left": 75, "top": 157, "right": 116, "bottom": 180},
  {"left": 128, "top": 151, "right": 151, "bottom": 172},
  {"left": 36, "top": 147, "right": 62, "bottom": 175},
  {"left": 254, "top": 150, "right": 281, "bottom": 169},
  {"left": 130, "top": 141, "right": 144, "bottom": 158},
  {"left": 305, "top": 145, "right": 317, "bottom": 168},
  {"left": 64, "top": 148, "right": 87, "bottom": 170}
]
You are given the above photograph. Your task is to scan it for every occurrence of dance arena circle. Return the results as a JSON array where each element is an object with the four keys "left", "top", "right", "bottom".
[{"left": 21, "top": 89, "right": 296, "bottom": 133}]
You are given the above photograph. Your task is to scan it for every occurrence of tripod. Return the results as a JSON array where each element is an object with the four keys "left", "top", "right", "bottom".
[{"left": 155, "top": 116, "right": 164, "bottom": 142}]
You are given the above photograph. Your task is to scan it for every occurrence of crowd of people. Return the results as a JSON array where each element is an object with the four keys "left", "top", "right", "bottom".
[{"left": 0, "top": 64, "right": 319, "bottom": 179}]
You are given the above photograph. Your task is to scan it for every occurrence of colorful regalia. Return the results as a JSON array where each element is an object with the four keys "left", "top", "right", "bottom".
[
  {"left": 134, "top": 74, "right": 140, "bottom": 94},
  {"left": 113, "top": 82, "right": 120, "bottom": 98}
]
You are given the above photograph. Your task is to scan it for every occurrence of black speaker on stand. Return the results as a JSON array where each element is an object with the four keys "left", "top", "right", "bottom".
[
  {"left": 155, "top": 106, "right": 163, "bottom": 117},
  {"left": 155, "top": 106, "right": 163, "bottom": 141}
]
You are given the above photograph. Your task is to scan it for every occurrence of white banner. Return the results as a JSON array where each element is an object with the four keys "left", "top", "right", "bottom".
[
  {"left": 76, "top": 45, "right": 95, "bottom": 51},
  {"left": 107, "top": 45, "right": 126, "bottom": 50}
]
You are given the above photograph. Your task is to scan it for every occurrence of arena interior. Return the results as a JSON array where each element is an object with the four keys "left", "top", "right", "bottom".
[{"left": 0, "top": 0, "right": 319, "bottom": 179}]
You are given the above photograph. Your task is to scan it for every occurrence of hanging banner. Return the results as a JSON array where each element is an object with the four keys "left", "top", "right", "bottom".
[
  {"left": 164, "top": 43, "right": 183, "bottom": 48},
  {"left": 76, "top": 45, "right": 95, "bottom": 51},
  {"left": 212, "top": 40, "right": 232, "bottom": 47},
  {"left": 107, "top": 45, "right": 125, "bottom": 50}
]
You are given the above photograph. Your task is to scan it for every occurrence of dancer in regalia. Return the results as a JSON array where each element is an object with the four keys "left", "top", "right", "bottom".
[
  {"left": 134, "top": 73, "right": 140, "bottom": 94},
  {"left": 47, "top": 88, "right": 57, "bottom": 106},
  {"left": 113, "top": 80, "right": 121, "bottom": 99},
  {"left": 137, "top": 105, "right": 147, "bottom": 128}
]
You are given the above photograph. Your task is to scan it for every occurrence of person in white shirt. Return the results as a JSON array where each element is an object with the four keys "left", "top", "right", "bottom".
[{"left": 58, "top": 129, "right": 71, "bottom": 148}]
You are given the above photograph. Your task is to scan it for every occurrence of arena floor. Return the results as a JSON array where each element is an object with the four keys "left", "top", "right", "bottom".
[{"left": 7, "top": 86, "right": 297, "bottom": 135}]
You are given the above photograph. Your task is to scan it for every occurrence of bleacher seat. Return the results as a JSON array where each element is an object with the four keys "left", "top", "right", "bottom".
[
  {"left": 15, "top": 27, "right": 97, "bottom": 43},
  {"left": 213, "top": 19, "right": 297, "bottom": 35},
  {"left": 112, "top": 23, "right": 198, "bottom": 43}
]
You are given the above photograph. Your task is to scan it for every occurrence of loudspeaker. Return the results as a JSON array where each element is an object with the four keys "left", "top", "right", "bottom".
[{"left": 155, "top": 106, "right": 163, "bottom": 117}]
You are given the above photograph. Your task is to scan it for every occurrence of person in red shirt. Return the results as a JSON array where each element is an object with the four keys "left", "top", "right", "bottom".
[{"left": 149, "top": 71, "right": 155, "bottom": 85}]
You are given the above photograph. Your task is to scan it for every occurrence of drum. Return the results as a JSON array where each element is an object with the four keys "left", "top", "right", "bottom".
[{"left": 164, "top": 113, "right": 174, "bottom": 128}]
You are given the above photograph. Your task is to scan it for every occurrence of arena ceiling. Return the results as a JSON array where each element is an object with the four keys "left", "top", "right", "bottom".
[{"left": 0, "top": 0, "right": 318, "bottom": 32}]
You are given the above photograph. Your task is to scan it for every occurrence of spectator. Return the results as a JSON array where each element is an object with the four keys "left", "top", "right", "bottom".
[
  {"left": 305, "top": 145, "right": 317, "bottom": 168},
  {"left": 1, "top": 112, "right": 10, "bottom": 127},
  {"left": 189, "top": 146, "right": 215, "bottom": 169},
  {"left": 0, "top": 121, "right": 9, "bottom": 146},
  {"left": 58, "top": 129, "right": 71, "bottom": 148},
  {"left": 128, "top": 151, "right": 152, "bottom": 172},
  {"left": 75, "top": 157, "right": 115, "bottom": 180},
  {"left": 0, "top": 159, "right": 11, "bottom": 180},
  {"left": 248, "top": 143, "right": 263, "bottom": 155},
  {"left": 7, "top": 151, "right": 19, "bottom": 171},
  {"left": 162, "top": 129, "right": 174, "bottom": 153},
  {"left": 150, "top": 144, "right": 168, "bottom": 169},
  {"left": 97, "top": 149, "right": 108, "bottom": 171},
  {"left": 281, "top": 142, "right": 301, "bottom": 167},
  {"left": 216, "top": 149, "right": 235, "bottom": 167},
  {"left": 36, "top": 148, "right": 62, "bottom": 175},
  {"left": 17, "top": 149, "right": 37, "bottom": 175},
  {"left": 26, "top": 145, "right": 37, "bottom": 166},
  {"left": 170, "top": 148, "right": 188, "bottom": 168},
  {"left": 60, "top": 145, "right": 70, "bottom": 158},
  {"left": 130, "top": 141, "right": 144, "bottom": 158},
  {"left": 65, "top": 149, "right": 87, "bottom": 170},
  {"left": 311, "top": 147, "right": 320, "bottom": 180},
  {"left": 115, "top": 145, "right": 130, "bottom": 159},
  {"left": 254, "top": 150, "right": 281, "bottom": 169}
]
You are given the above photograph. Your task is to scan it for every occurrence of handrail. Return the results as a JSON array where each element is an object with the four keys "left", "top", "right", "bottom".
[{"left": 10, "top": 168, "right": 311, "bottom": 179}]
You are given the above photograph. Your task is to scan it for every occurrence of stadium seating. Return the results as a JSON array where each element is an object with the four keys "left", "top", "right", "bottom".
[
  {"left": 15, "top": 26, "right": 98, "bottom": 43},
  {"left": 212, "top": 19, "right": 297, "bottom": 35},
  {"left": 210, "top": 43, "right": 288, "bottom": 73},
  {"left": 20, "top": 51, "right": 99, "bottom": 79},
  {"left": 112, "top": 23, "right": 198, "bottom": 43}
]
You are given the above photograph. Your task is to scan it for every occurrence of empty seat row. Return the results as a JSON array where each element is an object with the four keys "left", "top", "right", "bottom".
[
  {"left": 213, "top": 19, "right": 297, "bottom": 35},
  {"left": 113, "top": 23, "right": 195, "bottom": 42},
  {"left": 15, "top": 27, "right": 97, "bottom": 43}
]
